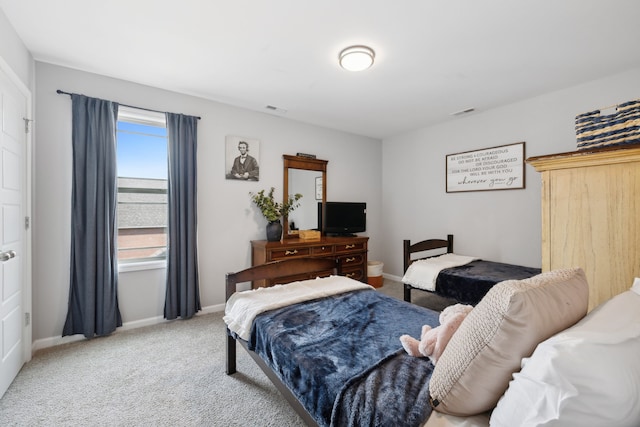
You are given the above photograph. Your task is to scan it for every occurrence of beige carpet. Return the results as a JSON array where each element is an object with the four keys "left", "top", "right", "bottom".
[
  {"left": 377, "top": 277, "right": 457, "bottom": 312},
  {"left": 0, "top": 279, "right": 452, "bottom": 426}
]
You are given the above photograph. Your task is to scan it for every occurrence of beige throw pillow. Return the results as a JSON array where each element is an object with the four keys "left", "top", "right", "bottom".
[{"left": 429, "top": 267, "right": 589, "bottom": 416}]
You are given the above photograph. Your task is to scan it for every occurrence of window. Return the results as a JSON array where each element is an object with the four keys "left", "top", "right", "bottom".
[{"left": 116, "top": 106, "right": 168, "bottom": 263}]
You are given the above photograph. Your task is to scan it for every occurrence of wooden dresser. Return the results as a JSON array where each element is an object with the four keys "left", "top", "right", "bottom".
[
  {"left": 251, "top": 236, "right": 368, "bottom": 288},
  {"left": 527, "top": 146, "right": 640, "bottom": 311}
]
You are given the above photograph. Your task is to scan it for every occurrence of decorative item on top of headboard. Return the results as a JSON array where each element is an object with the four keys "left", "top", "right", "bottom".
[{"left": 446, "top": 142, "right": 525, "bottom": 193}]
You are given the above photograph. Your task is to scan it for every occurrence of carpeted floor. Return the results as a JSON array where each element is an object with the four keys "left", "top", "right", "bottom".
[
  {"left": 0, "top": 278, "right": 453, "bottom": 426},
  {"left": 377, "top": 277, "right": 457, "bottom": 312},
  {"left": 0, "top": 313, "right": 304, "bottom": 426}
]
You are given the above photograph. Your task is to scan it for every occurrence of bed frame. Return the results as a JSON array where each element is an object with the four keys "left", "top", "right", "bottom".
[
  {"left": 403, "top": 235, "right": 541, "bottom": 305},
  {"left": 225, "top": 257, "right": 341, "bottom": 427},
  {"left": 403, "top": 234, "right": 454, "bottom": 302}
]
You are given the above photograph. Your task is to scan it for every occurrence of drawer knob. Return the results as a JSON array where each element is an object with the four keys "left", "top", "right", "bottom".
[
  {"left": 346, "top": 272, "right": 356, "bottom": 278},
  {"left": 285, "top": 249, "right": 298, "bottom": 256},
  {"left": 345, "top": 244, "right": 355, "bottom": 249},
  {"left": 345, "top": 257, "right": 356, "bottom": 263}
]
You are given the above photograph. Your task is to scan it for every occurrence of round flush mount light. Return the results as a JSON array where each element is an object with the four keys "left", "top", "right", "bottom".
[{"left": 339, "top": 45, "right": 375, "bottom": 72}]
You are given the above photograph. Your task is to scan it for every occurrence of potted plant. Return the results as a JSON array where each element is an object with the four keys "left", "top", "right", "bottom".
[{"left": 250, "top": 187, "right": 302, "bottom": 241}]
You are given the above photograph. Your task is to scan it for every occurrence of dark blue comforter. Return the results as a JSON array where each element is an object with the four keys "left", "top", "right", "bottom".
[
  {"left": 436, "top": 260, "right": 541, "bottom": 304},
  {"left": 249, "top": 289, "right": 440, "bottom": 427}
]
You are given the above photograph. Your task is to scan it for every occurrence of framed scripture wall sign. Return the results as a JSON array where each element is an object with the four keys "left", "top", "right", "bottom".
[{"left": 446, "top": 142, "right": 525, "bottom": 193}]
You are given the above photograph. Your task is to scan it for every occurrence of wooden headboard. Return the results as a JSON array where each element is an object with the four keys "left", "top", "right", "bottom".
[
  {"left": 403, "top": 234, "right": 454, "bottom": 273},
  {"left": 225, "top": 257, "right": 340, "bottom": 301}
]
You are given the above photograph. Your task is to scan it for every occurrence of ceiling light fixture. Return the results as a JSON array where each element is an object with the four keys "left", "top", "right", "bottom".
[{"left": 339, "top": 45, "right": 375, "bottom": 72}]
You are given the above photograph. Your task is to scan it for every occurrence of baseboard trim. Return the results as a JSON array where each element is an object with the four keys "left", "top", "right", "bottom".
[
  {"left": 31, "top": 303, "right": 225, "bottom": 353},
  {"left": 384, "top": 272, "right": 402, "bottom": 282}
]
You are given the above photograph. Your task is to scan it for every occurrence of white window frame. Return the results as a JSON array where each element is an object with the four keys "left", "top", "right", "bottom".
[{"left": 116, "top": 106, "right": 168, "bottom": 271}]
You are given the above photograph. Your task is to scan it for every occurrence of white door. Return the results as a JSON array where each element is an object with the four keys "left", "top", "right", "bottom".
[{"left": 0, "top": 66, "right": 28, "bottom": 398}]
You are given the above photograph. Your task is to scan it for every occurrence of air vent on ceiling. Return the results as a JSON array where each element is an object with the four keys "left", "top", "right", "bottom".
[
  {"left": 450, "top": 107, "right": 475, "bottom": 116},
  {"left": 265, "top": 105, "right": 287, "bottom": 114}
]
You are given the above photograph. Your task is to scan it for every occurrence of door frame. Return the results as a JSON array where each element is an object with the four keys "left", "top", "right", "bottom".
[{"left": 0, "top": 55, "right": 33, "bottom": 364}]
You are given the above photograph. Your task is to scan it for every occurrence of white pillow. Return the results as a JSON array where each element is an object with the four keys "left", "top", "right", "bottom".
[{"left": 490, "top": 280, "right": 640, "bottom": 427}]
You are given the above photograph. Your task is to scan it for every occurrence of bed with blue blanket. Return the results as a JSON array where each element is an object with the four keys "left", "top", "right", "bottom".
[
  {"left": 224, "top": 257, "right": 441, "bottom": 427},
  {"left": 403, "top": 235, "right": 541, "bottom": 305}
]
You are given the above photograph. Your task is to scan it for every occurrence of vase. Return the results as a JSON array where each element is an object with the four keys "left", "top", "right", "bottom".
[{"left": 266, "top": 220, "right": 283, "bottom": 242}]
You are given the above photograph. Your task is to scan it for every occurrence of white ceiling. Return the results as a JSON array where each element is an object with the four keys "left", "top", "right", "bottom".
[{"left": 3, "top": 0, "right": 640, "bottom": 139}]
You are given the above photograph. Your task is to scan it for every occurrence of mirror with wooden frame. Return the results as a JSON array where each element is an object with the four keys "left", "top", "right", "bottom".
[{"left": 282, "top": 155, "right": 328, "bottom": 239}]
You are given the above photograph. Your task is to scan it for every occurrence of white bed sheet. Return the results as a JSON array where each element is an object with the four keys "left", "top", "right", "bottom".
[
  {"left": 402, "top": 253, "right": 479, "bottom": 291},
  {"left": 224, "top": 275, "right": 372, "bottom": 340}
]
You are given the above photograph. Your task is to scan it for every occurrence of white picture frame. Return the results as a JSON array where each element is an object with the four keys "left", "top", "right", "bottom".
[{"left": 446, "top": 142, "right": 525, "bottom": 193}]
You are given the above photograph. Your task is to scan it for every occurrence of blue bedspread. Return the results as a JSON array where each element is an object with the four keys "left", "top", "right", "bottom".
[
  {"left": 249, "top": 289, "right": 440, "bottom": 427},
  {"left": 436, "top": 260, "right": 541, "bottom": 304},
  {"left": 331, "top": 350, "right": 435, "bottom": 426}
]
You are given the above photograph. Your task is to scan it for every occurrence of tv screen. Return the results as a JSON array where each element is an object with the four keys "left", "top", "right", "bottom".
[{"left": 318, "top": 202, "right": 366, "bottom": 236}]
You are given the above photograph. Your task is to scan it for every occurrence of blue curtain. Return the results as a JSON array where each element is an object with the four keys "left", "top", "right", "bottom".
[
  {"left": 63, "top": 94, "right": 122, "bottom": 338},
  {"left": 164, "top": 113, "right": 201, "bottom": 319}
]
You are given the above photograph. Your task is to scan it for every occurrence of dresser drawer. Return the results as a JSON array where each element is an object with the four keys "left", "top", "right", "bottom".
[
  {"left": 251, "top": 237, "right": 368, "bottom": 287},
  {"left": 335, "top": 242, "right": 366, "bottom": 253},
  {"left": 342, "top": 266, "right": 365, "bottom": 282},
  {"left": 311, "top": 244, "right": 334, "bottom": 256},
  {"left": 337, "top": 253, "right": 365, "bottom": 267},
  {"left": 269, "top": 246, "right": 311, "bottom": 260}
]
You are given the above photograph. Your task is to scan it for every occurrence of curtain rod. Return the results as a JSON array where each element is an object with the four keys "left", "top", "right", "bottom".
[{"left": 56, "top": 89, "right": 201, "bottom": 120}]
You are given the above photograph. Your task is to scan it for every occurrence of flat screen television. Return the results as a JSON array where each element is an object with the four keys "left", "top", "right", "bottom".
[{"left": 318, "top": 202, "right": 366, "bottom": 236}]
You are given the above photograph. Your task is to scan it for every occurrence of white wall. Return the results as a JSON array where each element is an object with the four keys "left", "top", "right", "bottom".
[
  {"left": 0, "top": 8, "right": 33, "bottom": 89},
  {"left": 381, "top": 67, "right": 640, "bottom": 278},
  {"left": 33, "top": 62, "right": 382, "bottom": 344}
]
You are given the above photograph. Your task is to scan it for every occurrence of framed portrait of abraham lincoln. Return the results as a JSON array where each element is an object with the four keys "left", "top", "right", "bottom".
[{"left": 225, "top": 135, "right": 260, "bottom": 181}]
